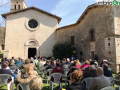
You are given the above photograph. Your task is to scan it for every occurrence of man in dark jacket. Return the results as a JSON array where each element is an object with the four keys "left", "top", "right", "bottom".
[
  {"left": 46, "top": 61, "right": 56, "bottom": 76},
  {"left": 46, "top": 61, "right": 56, "bottom": 70},
  {"left": 5, "top": 57, "right": 10, "bottom": 64},
  {"left": 94, "top": 55, "right": 98, "bottom": 62},
  {"left": 102, "top": 64, "right": 112, "bottom": 77},
  {"left": 83, "top": 65, "right": 97, "bottom": 79}
]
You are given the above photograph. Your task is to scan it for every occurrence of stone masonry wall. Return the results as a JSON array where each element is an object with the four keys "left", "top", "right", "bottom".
[{"left": 57, "top": 5, "right": 118, "bottom": 72}]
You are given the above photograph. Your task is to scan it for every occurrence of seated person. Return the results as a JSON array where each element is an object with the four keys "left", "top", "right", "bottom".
[
  {"left": 50, "top": 60, "right": 64, "bottom": 83},
  {"left": 74, "top": 60, "right": 80, "bottom": 69},
  {"left": 40, "top": 58, "right": 46, "bottom": 65},
  {"left": 34, "top": 59, "right": 38, "bottom": 66},
  {"left": 67, "top": 63, "right": 78, "bottom": 80},
  {"left": 80, "top": 60, "right": 90, "bottom": 71},
  {"left": 29, "top": 76, "right": 43, "bottom": 90},
  {"left": 100, "top": 58, "right": 104, "bottom": 67},
  {"left": 0, "top": 58, "right": 5, "bottom": 64},
  {"left": 66, "top": 58, "right": 72, "bottom": 68},
  {"left": 18, "top": 57, "right": 24, "bottom": 64},
  {"left": 46, "top": 60, "right": 56, "bottom": 70},
  {"left": 89, "top": 67, "right": 112, "bottom": 90},
  {"left": 16, "top": 64, "right": 37, "bottom": 90},
  {"left": 77, "top": 59, "right": 81, "bottom": 66},
  {"left": 83, "top": 65, "right": 97, "bottom": 79},
  {"left": 102, "top": 64, "right": 112, "bottom": 77},
  {"left": 9, "top": 59, "right": 19, "bottom": 79},
  {"left": 80, "top": 59, "right": 85, "bottom": 66},
  {"left": 46, "top": 60, "right": 56, "bottom": 76},
  {"left": 5, "top": 57, "right": 10, "bottom": 64},
  {"left": 61, "top": 60, "right": 69, "bottom": 69},
  {"left": 1, "top": 61, "right": 10, "bottom": 69},
  {"left": 66, "top": 70, "right": 87, "bottom": 90},
  {"left": 20, "top": 59, "right": 31, "bottom": 69},
  {"left": 44, "top": 61, "right": 50, "bottom": 67},
  {"left": 0, "top": 62, "right": 14, "bottom": 83},
  {"left": 84, "top": 61, "right": 95, "bottom": 71},
  {"left": 37, "top": 58, "right": 42, "bottom": 66},
  {"left": 15, "top": 58, "right": 21, "bottom": 66},
  {"left": 9, "top": 59, "right": 18, "bottom": 71}
]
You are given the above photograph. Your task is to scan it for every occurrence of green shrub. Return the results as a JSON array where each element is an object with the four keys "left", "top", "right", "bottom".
[{"left": 52, "top": 43, "right": 76, "bottom": 59}]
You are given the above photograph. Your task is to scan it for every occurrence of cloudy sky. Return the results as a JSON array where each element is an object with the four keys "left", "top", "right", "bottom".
[{"left": 0, "top": 0, "right": 95, "bottom": 27}]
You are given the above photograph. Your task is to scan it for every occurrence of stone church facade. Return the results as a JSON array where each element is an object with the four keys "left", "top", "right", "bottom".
[
  {"left": 2, "top": 0, "right": 120, "bottom": 72},
  {"left": 57, "top": 4, "right": 120, "bottom": 73},
  {"left": 2, "top": 0, "right": 61, "bottom": 59}
]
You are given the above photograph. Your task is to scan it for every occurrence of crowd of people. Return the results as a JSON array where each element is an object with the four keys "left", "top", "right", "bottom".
[{"left": 0, "top": 55, "right": 119, "bottom": 90}]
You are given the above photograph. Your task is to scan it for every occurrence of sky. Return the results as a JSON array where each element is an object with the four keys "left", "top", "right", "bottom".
[{"left": 0, "top": 0, "right": 96, "bottom": 27}]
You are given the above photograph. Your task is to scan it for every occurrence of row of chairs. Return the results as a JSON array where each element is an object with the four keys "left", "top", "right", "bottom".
[{"left": 0, "top": 74, "right": 116, "bottom": 90}]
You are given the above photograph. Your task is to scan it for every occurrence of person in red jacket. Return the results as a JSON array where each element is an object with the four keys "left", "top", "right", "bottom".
[{"left": 50, "top": 60, "right": 64, "bottom": 83}]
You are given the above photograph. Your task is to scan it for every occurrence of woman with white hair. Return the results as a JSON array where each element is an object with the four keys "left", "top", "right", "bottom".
[{"left": 66, "top": 58, "right": 71, "bottom": 68}]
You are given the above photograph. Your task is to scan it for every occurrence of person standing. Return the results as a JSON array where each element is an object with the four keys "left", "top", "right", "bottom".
[
  {"left": 70, "top": 55, "right": 75, "bottom": 61},
  {"left": 94, "top": 55, "right": 98, "bottom": 62}
]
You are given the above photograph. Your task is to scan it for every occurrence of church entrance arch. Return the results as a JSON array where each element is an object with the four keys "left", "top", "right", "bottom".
[{"left": 24, "top": 39, "right": 39, "bottom": 59}]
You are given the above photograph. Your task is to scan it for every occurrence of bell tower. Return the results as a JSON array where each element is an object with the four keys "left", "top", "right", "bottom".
[{"left": 10, "top": 0, "right": 27, "bottom": 12}]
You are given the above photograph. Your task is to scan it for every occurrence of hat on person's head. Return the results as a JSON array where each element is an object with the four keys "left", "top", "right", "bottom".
[
  {"left": 94, "top": 61, "right": 98, "bottom": 66},
  {"left": 67, "top": 58, "right": 70, "bottom": 62},
  {"left": 103, "top": 59, "right": 108, "bottom": 62}
]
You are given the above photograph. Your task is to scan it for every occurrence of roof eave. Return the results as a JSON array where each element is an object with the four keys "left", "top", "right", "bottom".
[{"left": 1, "top": 6, "right": 62, "bottom": 23}]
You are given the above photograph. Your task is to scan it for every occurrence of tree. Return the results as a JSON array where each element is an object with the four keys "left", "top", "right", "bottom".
[{"left": 52, "top": 42, "right": 76, "bottom": 59}]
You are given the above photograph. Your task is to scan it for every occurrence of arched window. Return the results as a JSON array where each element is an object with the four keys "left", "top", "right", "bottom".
[{"left": 90, "top": 29, "right": 95, "bottom": 41}]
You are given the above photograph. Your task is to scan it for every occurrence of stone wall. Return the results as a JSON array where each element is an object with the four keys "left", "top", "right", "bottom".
[
  {"left": 57, "top": 5, "right": 119, "bottom": 72},
  {"left": 114, "top": 5, "right": 120, "bottom": 72}
]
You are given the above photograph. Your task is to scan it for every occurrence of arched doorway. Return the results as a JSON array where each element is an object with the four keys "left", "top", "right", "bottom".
[{"left": 24, "top": 39, "right": 39, "bottom": 59}]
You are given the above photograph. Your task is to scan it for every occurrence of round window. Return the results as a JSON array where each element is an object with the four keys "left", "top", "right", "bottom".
[{"left": 28, "top": 19, "right": 38, "bottom": 29}]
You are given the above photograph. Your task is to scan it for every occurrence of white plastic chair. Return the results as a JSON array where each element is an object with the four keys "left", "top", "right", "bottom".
[
  {"left": 37, "top": 64, "right": 43, "bottom": 75},
  {"left": 17, "top": 83, "right": 30, "bottom": 90},
  {"left": 81, "top": 77, "right": 94, "bottom": 89},
  {"left": 41, "top": 66, "right": 48, "bottom": 78},
  {"left": 67, "top": 73, "right": 72, "bottom": 85},
  {"left": 63, "top": 69, "right": 69, "bottom": 88},
  {"left": 108, "top": 77, "right": 114, "bottom": 86},
  {"left": 46, "top": 69, "right": 53, "bottom": 84},
  {"left": 0, "top": 74, "right": 14, "bottom": 90},
  {"left": 100, "top": 86, "right": 115, "bottom": 90},
  {"left": 49, "top": 73, "right": 63, "bottom": 90}
]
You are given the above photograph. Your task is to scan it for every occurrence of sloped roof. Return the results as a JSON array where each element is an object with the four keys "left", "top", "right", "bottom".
[
  {"left": 56, "top": 4, "right": 98, "bottom": 30},
  {"left": 2, "top": 6, "right": 62, "bottom": 24}
]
